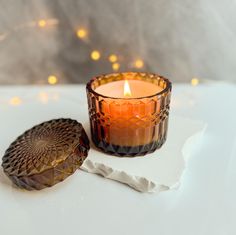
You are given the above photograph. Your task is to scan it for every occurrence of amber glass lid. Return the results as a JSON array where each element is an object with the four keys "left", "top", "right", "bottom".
[{"left": 2, "top": 118, "right": 90, "bottom": 190}]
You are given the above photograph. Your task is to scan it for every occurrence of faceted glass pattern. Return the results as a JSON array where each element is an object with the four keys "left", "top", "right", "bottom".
[
  {"left": 2, "top": 119, "right": 90, "bottom": 190},
  {"left": 86, "top": 72, "right": 172, "bottom": 157}
]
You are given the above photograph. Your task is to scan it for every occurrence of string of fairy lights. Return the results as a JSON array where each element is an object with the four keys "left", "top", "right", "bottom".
[
  {"left": 0, "top": 18, "right": 147, "bottom": 85},
  {"left": 0, "top": 18, "right": 200, "bottom": 106}
]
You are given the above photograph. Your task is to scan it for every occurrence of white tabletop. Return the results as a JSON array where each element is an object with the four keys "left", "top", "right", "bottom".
[{"left": 0, "top": 83, "right": 236, "bottom": 235}]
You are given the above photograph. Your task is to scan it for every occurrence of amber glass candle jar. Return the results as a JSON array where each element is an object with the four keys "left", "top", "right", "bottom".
[{"left": 86, "top": 72, "right": 172, "bottom": 157}]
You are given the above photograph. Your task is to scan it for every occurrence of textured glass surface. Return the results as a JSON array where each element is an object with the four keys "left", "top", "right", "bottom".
[
  {"left": 2, "top": 119, "right": 90, "bottom": 190},
  {"left": 86, "top": 72, "right": 172, "bottom": 157}
]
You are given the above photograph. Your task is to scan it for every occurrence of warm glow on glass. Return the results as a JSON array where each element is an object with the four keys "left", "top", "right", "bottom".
[
  {"left": 109, "top": 54, "right": 118, "bottom": 63},
  {"left": 134, "top": 59, "right": 144, "bottom": 68},
  {"left": 191, "top": 78, "right": 199, "bottom": 86},
  {"left": 9, "top": 97, "right": 22, "bottom": 106},
  {"left": 91, "top": 50, "right": 101, "bottom": 60},
  {"left": 124, "top": 80, "right": 132, "bottom": 97},
  {"left": 112, "top": 63, "right": 120, "bottom": 71},
  {"left": 76, "top": 28, "right": 87, "bottom": 38},
  {"left": 38, "top": 20, "right": 47, "bottom": 28},
  {"left": 48, "top": 75, "right": 58, "bottom": 85}
]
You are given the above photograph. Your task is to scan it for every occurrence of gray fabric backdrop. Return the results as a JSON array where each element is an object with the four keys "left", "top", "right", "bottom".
[{"left": 0, "top": 0, "right": 235, "bottom": 84}]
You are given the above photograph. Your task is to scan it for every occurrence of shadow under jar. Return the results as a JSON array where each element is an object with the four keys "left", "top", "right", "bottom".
[{"left": 86, "top": 72, "right": 172, "bottom": 157}]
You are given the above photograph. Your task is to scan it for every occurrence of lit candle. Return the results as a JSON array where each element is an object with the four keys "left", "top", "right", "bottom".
[
  {"left": 86, "top": 72, "right": 172, "bottom": 157},
  {"left": 95, "top": 80, "right": 163, "bottom": 98}
]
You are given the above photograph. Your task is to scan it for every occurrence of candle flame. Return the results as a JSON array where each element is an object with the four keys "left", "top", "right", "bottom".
[{"left": 124, "top": 80, "right": 132, "bottom": 97}]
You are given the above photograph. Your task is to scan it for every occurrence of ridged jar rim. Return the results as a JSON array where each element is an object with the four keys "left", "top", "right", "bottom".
[{"left": 86, "top": 72, "right": 172, "bottom": 100}]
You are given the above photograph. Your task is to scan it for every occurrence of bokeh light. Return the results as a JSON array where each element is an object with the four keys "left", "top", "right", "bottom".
[
  {"left": 38, "top": 92, "right": 49, "bottom": 104},
  {"left": 9, "top": 97, "right": 22, "bottom": 106},
  {"left": 112, "top": 63, "right": 120, "bottom": 71},
  {"left": 134, "top": 59, "right": 144, "bottom": 68},
  {"left": 48, "top": 75, "right": 58, "bottom": 85},
  {"left": 109, "top": 54, "right": 118, "bottom": 63},
  {"left": 76, "top": 28, "right": 87, "bottom": 39},
  {"left": 91, "top": 50, "right": 101, "bottom": 60},
  {"left": 191, "top": 78, "right": 199, "bottom": 86},
  {"left": 38, "top": 20, "right": 47, "bottom": 28}
]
